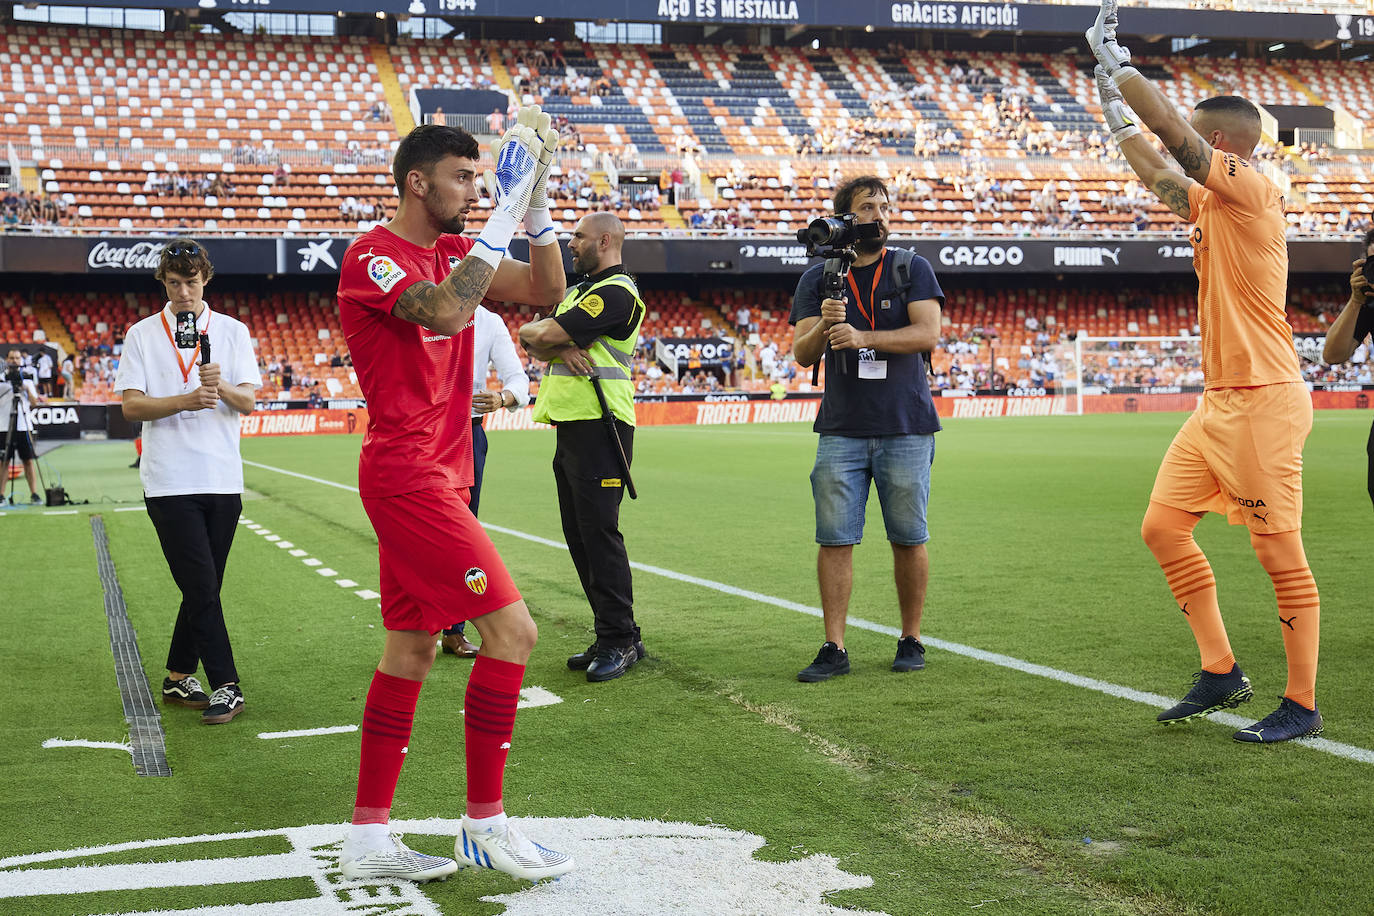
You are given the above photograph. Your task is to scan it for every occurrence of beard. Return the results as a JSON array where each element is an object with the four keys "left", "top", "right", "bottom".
[
  {"left": 855, "top": 224, "right": 887, "bottom": 255},
  {"left": 423, "top": 195, "right": 466, "bottom": 234}
]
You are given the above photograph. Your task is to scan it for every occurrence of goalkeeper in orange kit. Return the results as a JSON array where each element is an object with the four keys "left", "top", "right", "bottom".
[{"left": 1087, "top": 0, "right": 1322, "bottom": 742}]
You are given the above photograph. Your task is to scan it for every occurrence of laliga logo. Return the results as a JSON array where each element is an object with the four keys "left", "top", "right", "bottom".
[
  {"left": 0, "top": 817, "right": 886, "bottom": 915},
  {"left": 465, "top": 567, "right": 489, "bottom": 595},
  {"left": 1336, "top": 14, "right": 1352, "bottom": 40},
  {"left": 88, "top": 241, "right": 163, "bottom": 271},
  {"left": 297, "top": 240, "right": 339, "bottom": 273}
]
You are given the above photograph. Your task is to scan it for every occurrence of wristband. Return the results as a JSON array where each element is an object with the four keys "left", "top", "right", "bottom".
[
  {"left": 1111, "top": 66, "right": 1142, "bottom": 89},
  {"left": 524, "top": 207, "right": 558, "bottom": 246},
  {"left": 471, "top": 209, "right": 519, "bottom": 269}
]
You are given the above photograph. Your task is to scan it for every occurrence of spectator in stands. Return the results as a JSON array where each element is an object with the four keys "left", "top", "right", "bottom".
[
  {"left": 1323, "top": 230, "right": 1374, "bottom": 507},
  {"left": 486, "top": 108, "right": 503, "bottom": 134},
  {"left": 789, "top": 175, "right": 945, "bottom": 684},
  {"left": 114, "top": 239, "right": 262, "bottom": 727}
]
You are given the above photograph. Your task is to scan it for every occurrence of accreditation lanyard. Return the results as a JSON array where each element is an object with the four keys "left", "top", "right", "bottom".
[
  {"left": 844, "top": 250, "right": 886, "bottom": 331},
  {"left": 160, "top": 310, "right": 209, "bottom": 386}
]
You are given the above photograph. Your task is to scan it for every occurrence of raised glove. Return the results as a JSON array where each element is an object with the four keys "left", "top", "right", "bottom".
[
  {"left": 1085, "top": 0, "right": 1134, "bottom": 77},
  {"left": 1095, "top": 65, "right": 1141, "bottom": 144},
  {"left": 470, "top": 120, "right": 541, "bottom": 269},
  {"left": 517, "top": 104, "right": 560, "bottom": 245}
]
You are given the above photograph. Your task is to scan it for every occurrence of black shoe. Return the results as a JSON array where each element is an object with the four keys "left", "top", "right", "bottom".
[
  {"left": 1157, "top": 665, "right": 1253, "bottom": 725},
  {"left": 202, "top": 683, "right": 244, "bottom": 725},
  {"left": 30, "top": 492, "right": 41, "bottom": 504},
  {"left": 893, "top": 636, "right": 926, "bottom": 672},
  {"left": 586, "top": 645, "right": 641, "bottom": 682},
  {"left": 798, "top": 642, "right": 849, "bottom": 682},
  {"left": 162, "top": 675, "right": 210, "bottom": 709},
  {"left": 569, "top": 639, "right": 645, "bottom": 671},
  {"left": 129, "top": 458, "right": 141, "bottom": 468}
]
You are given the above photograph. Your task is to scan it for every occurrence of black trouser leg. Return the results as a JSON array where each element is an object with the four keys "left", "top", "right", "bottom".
[
  {"left": 1367, "top": 417, "right": 1374, "bottom": 510},
  {"left": 553, "top": 420, "right": 637, "bottom": 647},
  {"left": 145, "top": 493, "right": 242, "bottom": 688}
]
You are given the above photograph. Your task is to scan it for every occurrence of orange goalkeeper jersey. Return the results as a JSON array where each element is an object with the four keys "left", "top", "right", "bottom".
[{"left": 1186, "top": 149, "right": 1301, "bottom": 389}]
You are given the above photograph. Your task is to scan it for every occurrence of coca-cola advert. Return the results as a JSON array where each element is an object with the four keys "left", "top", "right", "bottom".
[{"left": 79, "top": 238, "right": 278, "bottom": 274}]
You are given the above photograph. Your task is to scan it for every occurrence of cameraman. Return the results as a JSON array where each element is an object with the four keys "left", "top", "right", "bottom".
[
  {"left": 1323, "top": 228, "right": 1374, "bottom": 508},
  {"left": 789, "top": 176, "right": 944, "bottom": 682},
  {"left": 3, "top": 348, "right": 46, "bottom": 504}
]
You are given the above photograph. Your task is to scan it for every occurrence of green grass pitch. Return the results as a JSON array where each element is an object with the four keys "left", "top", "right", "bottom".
[{"left": 1, "top": 411, "right": 1371, "bottom": 915}]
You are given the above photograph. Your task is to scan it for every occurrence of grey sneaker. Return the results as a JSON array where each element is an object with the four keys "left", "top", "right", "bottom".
[
  {"left": 798, "top": 642, "right": 850, "bottom": 682},
  {"left": 892, "top": 636, "right": 926, "bottom": 672}
]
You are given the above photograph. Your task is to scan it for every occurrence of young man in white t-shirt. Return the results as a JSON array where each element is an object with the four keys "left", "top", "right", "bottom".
[{"left": 114, "top": 239, "right": 262, "bottom": 725}]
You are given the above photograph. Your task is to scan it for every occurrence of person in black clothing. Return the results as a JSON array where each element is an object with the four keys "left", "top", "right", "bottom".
[
  {"left": 789, "top": 176, "right": 945, "bottom": 683},
  {"left": 1323, "top": 228, "right": 1374, "bottom": 508},
  {"left": 518, "top": 213, "right": 647, "bottom": 682}
]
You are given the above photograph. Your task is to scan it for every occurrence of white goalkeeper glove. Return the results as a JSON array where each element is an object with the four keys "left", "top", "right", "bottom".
[
  {"left": 517, "top": 104, "right": 561, "bottom": 246},
  {"left": 471, "top": 120, "right": 541, "bottom": 269},
  {"left": 1085, "top": 0, "right": 1139, "bottom": 84},
  {"left": 1095, "top": 65, "right": 1141, "bottom": 144}
]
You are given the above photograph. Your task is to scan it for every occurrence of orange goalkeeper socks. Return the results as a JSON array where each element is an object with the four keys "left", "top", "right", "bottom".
[
  {"left": 1251, "top": 530, "right": 1320, "bottom": 710},
  {"left": 1141, "top": 501, "right": 1235, "bottom": 674}
]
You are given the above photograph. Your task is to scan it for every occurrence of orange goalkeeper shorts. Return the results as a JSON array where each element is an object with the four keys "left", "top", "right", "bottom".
[{"left": 1149, "top": 381, "right": 1311, "bottom": 534}]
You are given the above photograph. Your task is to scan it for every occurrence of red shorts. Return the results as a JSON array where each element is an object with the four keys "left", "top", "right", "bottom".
[{"left": 362, "top": 487, "right": 521, "bottom": 633}]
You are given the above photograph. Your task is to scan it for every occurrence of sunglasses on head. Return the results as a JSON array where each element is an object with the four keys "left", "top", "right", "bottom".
[{"left": 164, "top": 244, "right": 200, "bottom": 257}]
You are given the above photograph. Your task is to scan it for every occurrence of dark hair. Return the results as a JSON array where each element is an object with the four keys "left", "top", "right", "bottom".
[
  {"left": 156, "top": 237, "right": 214, "bottom": 283},
  {"left": 1194, "top": 95, "right": 1261, "bottom": 125},
  {"left": 834, "top": 176, "right": 889, "bottom": 216},
  {"left": 392, "top": 124, "right": 480, "bottom": 199}
]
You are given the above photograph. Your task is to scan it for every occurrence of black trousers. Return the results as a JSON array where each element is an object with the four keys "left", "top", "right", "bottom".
[
  {"left": 144, "top": 493, "right": 242, "bottom": 687},
  {"left": 1367, "top": 417, "right": 1374, "bottom": 510},
  {"left": 553, "top": 419, "right": 638, "bottom": 647}
]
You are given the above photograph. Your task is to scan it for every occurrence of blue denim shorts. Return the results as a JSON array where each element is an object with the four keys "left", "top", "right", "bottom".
[{"left": 810, "top": 434, "right": 935, "bottom": 546}]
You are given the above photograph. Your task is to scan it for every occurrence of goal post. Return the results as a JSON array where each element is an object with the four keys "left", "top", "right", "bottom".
[{"left": 1071, "top": 335, "right": 1204, "bottom": 415}]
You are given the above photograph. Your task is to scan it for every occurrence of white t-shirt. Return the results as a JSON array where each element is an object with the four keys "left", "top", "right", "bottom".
[{"left": 114, "top": 303, "right": 262, "bottom": 497}]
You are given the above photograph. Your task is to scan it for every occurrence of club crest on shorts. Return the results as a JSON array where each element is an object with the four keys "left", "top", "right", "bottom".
[{"left": 465, "top": 567, "right": 489, "bottom": 595}]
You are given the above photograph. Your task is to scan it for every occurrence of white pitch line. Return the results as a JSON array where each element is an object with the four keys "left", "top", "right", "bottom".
[
  {"left": 355, "top": 589, "right": 380, "bottom": 600},
  {"left": 42, "top": 738, "right": 133, "bottom": 754},
  {"left": 335, "top": 579, "right": 358, "bottom": 588},
  {"left": 288, "top": 548, "right": 307, "bottom": 557},
  {"left": 258, "top": 725, "right": 358, "bottom": 740},
  {"left": 114, "top": 506, "right": 147, "bottom": 512},
  {"left": 244, "top": 460, "right": 1374, "bottom": 766},
  {"left": 276, "top": 540, "right": 294, "bottom": 549},
  {"left": 302, "top": 558, "right": 321, "bottom": 567},
  {"left": 43, "top": 510, "right": 77, "bottom": 516}
]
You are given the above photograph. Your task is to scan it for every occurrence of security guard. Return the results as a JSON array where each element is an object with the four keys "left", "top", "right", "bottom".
[{"left": 519, "top": 212, "right": 646, "bottom": 682}]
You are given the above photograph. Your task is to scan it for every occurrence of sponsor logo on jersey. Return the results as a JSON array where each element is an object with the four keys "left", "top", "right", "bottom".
[
  {"left": 465, "top": 567, "right": 489, "bottom": 595},
  {"left": 367, "top": 255, "right": 407, "bottom": 293}
]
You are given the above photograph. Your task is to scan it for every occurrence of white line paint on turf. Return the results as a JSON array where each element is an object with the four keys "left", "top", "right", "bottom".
[
  {"left": 42, "top": 738, "right": 133, "bottom": 755},
  {"left": 114, "top": 506, "right": 147, "bottom": 512},
  {"left": 354, "top": 589, "right": 380, "bottom": 600},
  {"left": 257, "top": 725, "right": 358, "bottom": 740},
  {"left": 43, "top": 510, "right": 77, "bottom": 516},
  {"left": 244, "top": 461, "right": 1374, "bottom": 767},
  {"left": 0, "top": 818, "right": 881, "bottom": 915}
]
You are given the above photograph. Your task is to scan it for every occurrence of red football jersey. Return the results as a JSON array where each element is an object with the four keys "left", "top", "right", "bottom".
[{"left": 338, "top": 225, "right": 477, "bottom": 497}]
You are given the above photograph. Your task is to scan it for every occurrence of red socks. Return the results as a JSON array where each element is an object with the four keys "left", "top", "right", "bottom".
[
  {"left": 1141, "top": 501, "right": 1235, "bottom": 673},
  {"left": 352, "top": 669, "right": 421, "bottom": 825},
  {"left": 464, "top": 655, "right": 525, "bottom": 819}
]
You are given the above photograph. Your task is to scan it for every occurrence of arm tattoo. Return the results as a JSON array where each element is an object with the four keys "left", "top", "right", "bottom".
[
  {"left": 391, "top": 256, "right": 495, "bottom": 330},
  {"left": 1154, "top": 177, "right": 1191, "bottom": 220},
  {"left": 1168, "top": 137, "right": 1208, "bottom": 177}
]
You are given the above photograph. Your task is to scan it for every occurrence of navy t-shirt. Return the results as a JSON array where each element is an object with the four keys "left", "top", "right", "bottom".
[{"left": 789, "top": 247, "right": 944, "bottom": 437}]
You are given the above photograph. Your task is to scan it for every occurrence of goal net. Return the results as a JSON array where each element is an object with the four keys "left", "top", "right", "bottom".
[{"left": 1070, "top": 336, "right": 1205, "bottom": 415}]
